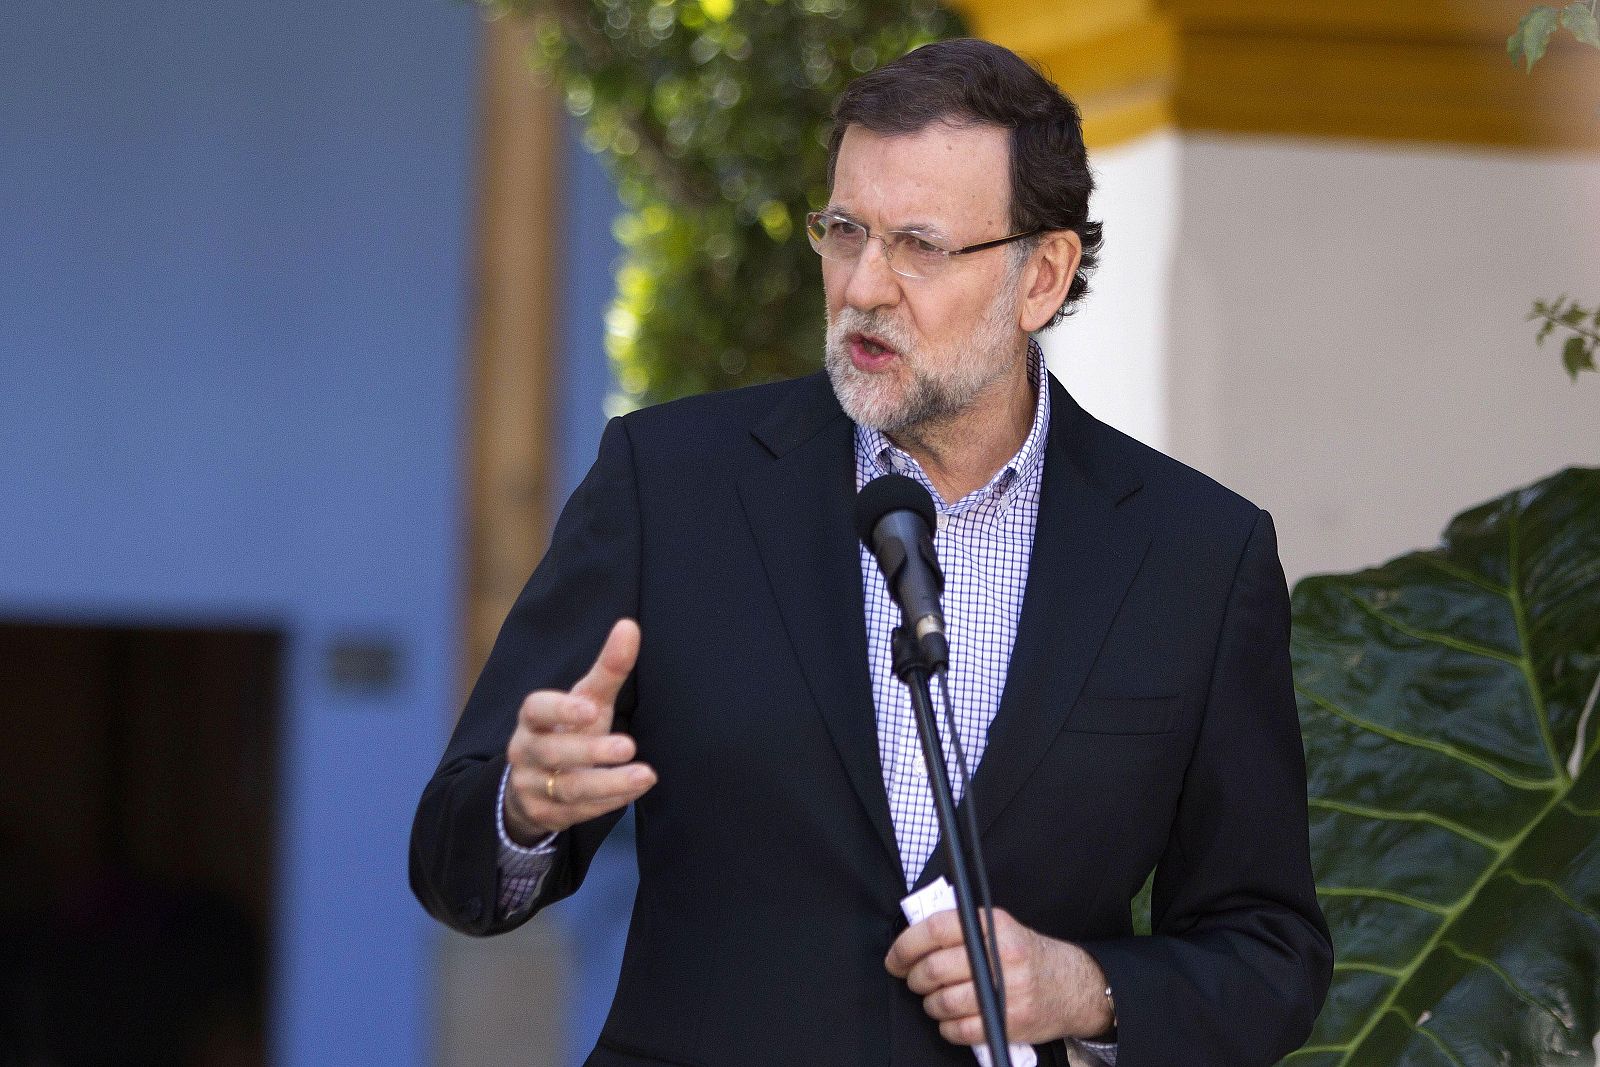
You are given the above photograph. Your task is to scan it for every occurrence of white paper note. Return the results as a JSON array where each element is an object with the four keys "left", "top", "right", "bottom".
[{"left": 900, "top": 877, "right": 1038, "bottom": 1067}]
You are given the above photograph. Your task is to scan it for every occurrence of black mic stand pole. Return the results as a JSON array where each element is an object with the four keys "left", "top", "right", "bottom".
[{"left": 891, "top": 626, "right": 1012, "bottom": 1067}]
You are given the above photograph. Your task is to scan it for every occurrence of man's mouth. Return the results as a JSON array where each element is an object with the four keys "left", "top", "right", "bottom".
[{"left": 849, "top": 332, "right": 899, "bottom": 370}]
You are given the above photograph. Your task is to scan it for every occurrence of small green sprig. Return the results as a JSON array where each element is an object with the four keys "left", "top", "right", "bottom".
[{"left": 1529, "top": 296, "right": 1600, "bottom": 380}]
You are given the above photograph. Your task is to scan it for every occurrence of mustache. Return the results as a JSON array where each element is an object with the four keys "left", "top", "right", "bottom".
[{"left": 826, "top": 307, "right": 915, "bottom": 353}]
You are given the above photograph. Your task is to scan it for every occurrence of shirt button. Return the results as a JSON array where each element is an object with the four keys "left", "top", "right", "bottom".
[{"left": 937, "top": 513, "right": 949, "bottom": 533}]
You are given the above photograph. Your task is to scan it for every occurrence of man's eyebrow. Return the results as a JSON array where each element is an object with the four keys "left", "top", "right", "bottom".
[{"left": 820, "top": 207, "right": 953, "bottom": 241}]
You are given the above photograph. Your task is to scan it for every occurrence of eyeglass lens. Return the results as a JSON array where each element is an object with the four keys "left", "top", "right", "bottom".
[{"left": 806, "top": 215, "right": 946, "bottom": 279}]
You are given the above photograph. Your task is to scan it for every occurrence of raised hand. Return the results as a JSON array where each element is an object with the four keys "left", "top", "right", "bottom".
[{"left": 503, "top": 618, "right": 656, "bottom": 842}]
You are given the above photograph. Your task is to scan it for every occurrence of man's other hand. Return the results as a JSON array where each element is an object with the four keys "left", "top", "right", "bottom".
[
  {"left": 885, "top": 907, "right": 1113, "bottom": 1047},
  {"left": 503, "top": 618, "right": 656, "bottom": 842}
]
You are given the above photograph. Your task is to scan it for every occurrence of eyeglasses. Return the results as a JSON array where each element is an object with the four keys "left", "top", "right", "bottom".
[{"left": 805, "top": 211, "right": 1042, "bottom": 280}]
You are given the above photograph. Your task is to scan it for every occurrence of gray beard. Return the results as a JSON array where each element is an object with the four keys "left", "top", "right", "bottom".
[
  {"left": 825, "top": 345, "right": 973, "bottom": 437},
  {"left": 823, "top": 290, "right": 1024, "bottom": 439}
]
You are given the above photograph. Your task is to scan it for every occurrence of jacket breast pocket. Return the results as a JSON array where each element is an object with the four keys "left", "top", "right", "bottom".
[{"left": 1063, "top": 694, "right": 1182, "bottom": 735}]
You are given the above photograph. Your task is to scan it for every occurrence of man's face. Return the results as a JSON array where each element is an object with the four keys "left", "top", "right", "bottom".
[{"left": 822, "top": 122, "right": 1030, "bottom": 437}]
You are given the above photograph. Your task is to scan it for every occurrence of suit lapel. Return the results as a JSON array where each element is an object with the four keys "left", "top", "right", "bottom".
[
  {"left": 737, "top": 375, "right": 901, "bottom": 871},
  {"left": 916, "top": 377, "right": 1150, "bottom": 889}
]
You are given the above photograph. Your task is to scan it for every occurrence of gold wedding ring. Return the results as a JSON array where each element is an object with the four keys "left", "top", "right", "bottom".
[{"left": 545, "top": 769, "right": 562, "bottom": 803}]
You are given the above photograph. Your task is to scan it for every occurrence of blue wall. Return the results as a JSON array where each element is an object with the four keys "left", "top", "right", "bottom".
[
  {"left": 0, "top": 3, "right": 477, "bottom": 1063},
  {"left": 556, "top": 123, "right": 624, "bottom": 502}
]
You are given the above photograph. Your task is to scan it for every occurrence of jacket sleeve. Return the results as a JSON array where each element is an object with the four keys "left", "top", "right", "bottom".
[
  {"left": 409, "top": 415, "right": 642, "bottom": 937},
  {"left": 1079, "top": 509, "right": 1333, "bottom": 1066}
]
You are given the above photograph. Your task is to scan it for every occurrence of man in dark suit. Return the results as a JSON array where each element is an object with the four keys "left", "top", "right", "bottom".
[{"left": 411, "top": 39, "right": 1331, "bottom": 1066}]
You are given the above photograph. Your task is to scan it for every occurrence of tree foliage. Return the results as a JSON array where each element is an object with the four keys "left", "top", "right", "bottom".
[{"left": 489, "top": 0, "right": 963, "bottom": 410}]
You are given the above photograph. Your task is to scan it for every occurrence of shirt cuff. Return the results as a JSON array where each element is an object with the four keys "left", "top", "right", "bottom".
[
  {"left": 1069, "top": 1039, "right": 1117, "bottom": 1066},
  {"left": 496, "top": 763, "right": 558, "bottom": 918}
]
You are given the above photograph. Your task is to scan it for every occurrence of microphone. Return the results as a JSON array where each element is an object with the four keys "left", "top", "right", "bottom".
[{"left": 854, "top": 475, "right": 949, "bottom": 671}]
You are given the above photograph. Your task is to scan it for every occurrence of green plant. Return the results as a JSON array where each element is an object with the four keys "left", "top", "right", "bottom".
[
  {"left": 490, "top": 0, "right": 962, "bottom": 410},
  {"left": 1509, "top": 2, "right": 1600, "bottom": 71},
  {"left": 1529, "top": 296, "right": 1600, "bottom": 381},
  {"left": 1509, "top": 4, "right": 1600, "bottom": 382},
  {"left": 1285, "top": 468, "right": 1600, "bottom": 1065}
]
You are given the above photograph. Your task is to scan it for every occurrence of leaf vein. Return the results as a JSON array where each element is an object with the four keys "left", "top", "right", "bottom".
[
  {"left": 1504, "top": 506, "right": 1567, "bottom": 779},
  {"left": 1393, "top": 1007, "right": 1467, "bottom": 1067},
  {"left": 1342, "top": 590, "right": 1522, "bottom": 667},
  {"left": 1332, "top": 960, "right": 1404, "bottom": 977},
  {"left": 1308, "top": 797, "right": 1503, "bottom": 850},
  {"left": 1498, "top": 870, "right": 1600, "bottom": 925},
  {"left": 1296, "top": 685, "right": 1561, "bottom": 792},
  {"left": 1439, "top": 940, "right": 1567, "bottom": 1024},
  {"left": 1317, "top": 886, "right": 1453, "bottom": 916},
  {"left": 1419, "top": 554, "right": 1510, "bottom": 596}
]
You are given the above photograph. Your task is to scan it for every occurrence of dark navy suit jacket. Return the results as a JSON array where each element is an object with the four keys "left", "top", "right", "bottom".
[{"left": 410, "top": 371, "right": 1332, "bottom": 1066}]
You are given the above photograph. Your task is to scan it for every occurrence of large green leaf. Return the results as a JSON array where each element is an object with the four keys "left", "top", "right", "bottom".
[{"left": 1287, "top": 468, "right": 1600, "bottom": 1066}]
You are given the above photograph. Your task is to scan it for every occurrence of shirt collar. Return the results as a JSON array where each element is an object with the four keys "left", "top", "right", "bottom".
[{"left": 858, "top": 338, "right": 1050, "bottom": 515}]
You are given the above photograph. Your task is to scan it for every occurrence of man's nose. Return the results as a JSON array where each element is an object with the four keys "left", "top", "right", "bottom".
[{"left": 842, "top": 236, "right": 902, "bottom": 312}]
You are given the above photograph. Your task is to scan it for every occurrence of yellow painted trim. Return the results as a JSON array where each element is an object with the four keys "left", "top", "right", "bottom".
[
  {"left": 1029, "top": 14, "right": 1177, "bottom": 103},
  {"left": 1167, "top": 0, "right": 1544, "bottom": 41},
  {"left": 1030, "top": 16, "right": 1177, "bottom": 148},
  {"left": 948, "top": 0, "right": 1600, "bottom": 151},
  {"left": 949, "top": 0, "right": 1177, "bottom": 148},
  {"left": 953, "top": 0, "right": 1161, "bottom": 57},
  {"left": 1176, "top": 32, "right": 1600, "bottom": 151},
  {"left": 1081, "top": 89, "right": 1174, "bottom": 148}
]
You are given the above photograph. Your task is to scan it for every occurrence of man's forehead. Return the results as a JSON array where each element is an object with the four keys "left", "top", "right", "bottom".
[{"left": 830, "top": 121, "right": 1010, "bottom": 232}]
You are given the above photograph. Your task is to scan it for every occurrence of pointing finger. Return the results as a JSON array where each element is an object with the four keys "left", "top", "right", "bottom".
[{"left": 570, "top": 619, "right": 640, "bottom": 716}]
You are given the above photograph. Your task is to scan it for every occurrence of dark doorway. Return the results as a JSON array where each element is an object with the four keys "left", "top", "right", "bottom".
[{"left": 0, "top": 620, "right": 280, "bottom": 1067}]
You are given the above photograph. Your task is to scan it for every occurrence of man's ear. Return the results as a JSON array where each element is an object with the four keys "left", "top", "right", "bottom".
[{"left": 1018, "top": 230, "right": 1082, "bottom": 334}]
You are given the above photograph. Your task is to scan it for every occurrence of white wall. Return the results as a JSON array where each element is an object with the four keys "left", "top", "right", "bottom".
[
  {"left": 1170, "top": 136, "right": 1600, "bottom": 583},
  {"left": 1046, "top": 131, "right": 1600, "bottom": 586},
  {"left": 1043, "top": 130, "right": 1180, "bottom": 453}
]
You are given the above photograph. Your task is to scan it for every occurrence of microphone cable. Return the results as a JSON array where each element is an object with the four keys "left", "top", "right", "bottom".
[{"left": 935, "top": 668, "right": 1007, "bottom": 1024}]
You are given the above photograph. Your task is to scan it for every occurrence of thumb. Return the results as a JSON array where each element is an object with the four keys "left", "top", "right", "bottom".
[{"left": 570, "top": 618, "right": 640, "bottom": 720}]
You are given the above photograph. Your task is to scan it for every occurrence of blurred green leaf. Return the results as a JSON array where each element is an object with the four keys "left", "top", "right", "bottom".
[
  {"left": 1130, "top": 869, "right": 1154, "bottom": 937},
  {"left": 1287, "top": 468, "right": 1600, "bottom": 1065},
  {"left": 1508, "top": 5, "right": 1562, "bottom": 70},
  {"left": 1561, "top": 1, "right": 1600, "bottom": 48},
  {"left": 1563, "top": 335, "right": 1596, "bottom": 379}
]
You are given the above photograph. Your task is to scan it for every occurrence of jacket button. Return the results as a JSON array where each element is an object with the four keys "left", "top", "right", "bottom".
[{"left": 457, "top": 895, "right": 483, "bottom": 923}]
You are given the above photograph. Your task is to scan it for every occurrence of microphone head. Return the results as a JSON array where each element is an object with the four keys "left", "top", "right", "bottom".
[{"left": 854, "top": 474, "right": 937, "bottom": 544}]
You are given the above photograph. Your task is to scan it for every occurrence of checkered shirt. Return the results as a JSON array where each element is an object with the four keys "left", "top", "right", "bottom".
[{"left": 856, "top": 340, "right": 1049, "bottom": 886}]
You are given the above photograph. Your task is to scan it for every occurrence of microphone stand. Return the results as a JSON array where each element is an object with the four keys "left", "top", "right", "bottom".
[{"left": 891, "top": 626, "right": 1012, "bottom": 1067}]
